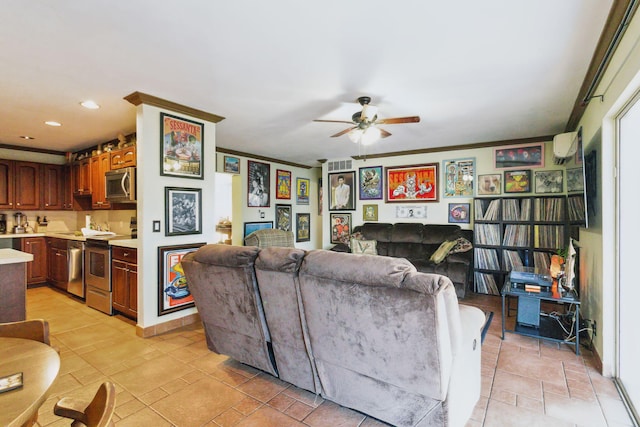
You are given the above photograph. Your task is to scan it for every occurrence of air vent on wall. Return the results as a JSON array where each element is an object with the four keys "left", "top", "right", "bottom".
[{"left": 327, "top": 159, "right": 352, "bottom": 172}]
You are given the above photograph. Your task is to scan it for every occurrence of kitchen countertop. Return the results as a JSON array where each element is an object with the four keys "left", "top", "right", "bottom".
[
  {"left": 0, "top": 232, "right": 138, "bottom": 248},
  {"left": 0, "top": 248, "right": 34, "bottom": 265}
]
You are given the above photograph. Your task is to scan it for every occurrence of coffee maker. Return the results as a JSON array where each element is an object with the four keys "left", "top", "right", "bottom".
[
  {"left": 0, "top": 214, "right": 6, "bottom": 234},
  {"left": 13, "top": 212, "right": 26, "bottom": 234}
]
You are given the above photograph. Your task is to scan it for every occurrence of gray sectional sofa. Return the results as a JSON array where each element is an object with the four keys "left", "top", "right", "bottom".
[
  {"left": 332, "top": 223, "right": 474, "bottom": 299},
  {"left": 181, "top": 244, "right": 484, "bottom": 427}
]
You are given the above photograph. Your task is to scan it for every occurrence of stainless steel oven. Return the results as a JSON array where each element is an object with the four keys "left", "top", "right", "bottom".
[{"left": 84, "top": 238, "right": 112, "bottom": 315}]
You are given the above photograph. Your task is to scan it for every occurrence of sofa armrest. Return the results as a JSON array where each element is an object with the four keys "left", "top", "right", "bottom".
[{"left": 329, "top": 243, "right": 351, "bottom": 253}]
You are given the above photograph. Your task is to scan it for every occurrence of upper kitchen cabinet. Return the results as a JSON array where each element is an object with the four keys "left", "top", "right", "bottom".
[
  {"left": 73, "top": 157, "right": 92, "bottom": 195},
  {"left": 110, "top": 146, "right": 136, "bottom": 169},
  {"left": 0, "top": 159, "right": 14, "bottom": 209},
  {"left": 41, "top": 164, "right": 64, "bottom": 210},
  {"left": 91, "top": 152, "right": 111, "bottom": 209},
  {"left": 14, "top": 161, "right": 41, "bottom": 210}
]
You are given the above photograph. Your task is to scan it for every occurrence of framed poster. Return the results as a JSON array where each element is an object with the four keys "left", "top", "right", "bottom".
[
  {"left": 566, "top": 167, "right": 584, "bottom": 193},
  {"left": 275, "top": 204, "right": 292, "bottom": 231},
  {"left": 358, "top": 166, "right": 383, "bottom": 200},
  {"left": 158, "top": 243, "right": 205, "bottom": 316},
  {"left": 223, "top": 155, "right": 240, "bottom": 174},
  {"left": 329, "top": 171, "right": 356, "bottom": 210},
  {"left": 330, "top": 213, "right": 351, "bottom": 244},
  {"left": 443, "top": 158, "right": 474, "bottom": 197},
  {"left": 296, "top": 213, "right": 310, "bottom": 242},
  {"left": 494, "top": 143, "right": 544, "bottom": 170},
  {"left": 276, "top": 169, "right": 292, "bottom": 199},
  {"left": 318, "top": 177, "right": 323, "bottom": 215},
  {"left": 165, "top": 187, "right": 202, "bottom": 236},
  {"left": 161, "top": 112, "right": 204, "bottom": 179},
  {"left": 385, "top": 163, "right": 438, "bottom": 202},
  {"left": 247, "top": 160, "right": 270, "bottom": 207},
  {"left": 363, "top": 204, "right": 378, "bottom": 221},
  {"left": 296, "top": 178, "right": 310, "bottom": 205},
  {"left": 243, "top": 221, "right": 273, "bottom": 238},
  {"left": 477, "top": 174, "right": 502, "bottom": 195},
  {"left": 504, "top": 170, "right": 531, "bottom": 193},
  {"left": 534, "top": 170, "right": 564, "bottom": 194},
  {"left": 448, "top": 203, "right": 471, "bottom": 223}
]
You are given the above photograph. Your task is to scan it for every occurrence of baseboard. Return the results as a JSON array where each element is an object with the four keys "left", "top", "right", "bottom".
[{"left": 136, "top": 312, "right": 201, "bottom": 338}]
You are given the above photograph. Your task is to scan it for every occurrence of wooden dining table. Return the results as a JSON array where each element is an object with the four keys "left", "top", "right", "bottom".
[{"left": 0, "top": 337, "right": 60, "bottom": 427}]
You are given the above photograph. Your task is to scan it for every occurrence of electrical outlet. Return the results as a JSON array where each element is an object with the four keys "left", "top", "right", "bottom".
[{"left": 593, "top": 320, "right": 597, "bottom": 337}]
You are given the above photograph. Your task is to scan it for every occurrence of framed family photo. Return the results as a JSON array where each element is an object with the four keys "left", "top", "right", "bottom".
[
  {"left": 165, "top": 187, "right": 202, "bottom": 236},
  {"left": 296, "top": 213, "right": 310, "bottom": 242},
  {"left": 359, "top": 166, "right": 383, "bottom": 200},
  {"left": 385, "top": 163, "right": 438, "bottom": 203},
  {"left": 158, "top": 243, "right": 205, "bottom": 316},
  {"left": 329, "top": 171, "right": 356, "bottom": 210},
  {"left": 276, "top": 169, "right": 292, "bottom": 199},
  {"left": 248, "top": 160, "right": 270, "bottom": 207},
  {"left": 161, "top": 113, "right": 204, "bottom": 179}
]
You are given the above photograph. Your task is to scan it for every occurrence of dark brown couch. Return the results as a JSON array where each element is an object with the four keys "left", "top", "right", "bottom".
[{"left": 332, "top": 223, "right": 473, "bottom": 298}]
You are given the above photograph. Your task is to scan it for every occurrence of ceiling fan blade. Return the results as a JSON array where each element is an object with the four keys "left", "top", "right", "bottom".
[
  {"left": 379, "top": 128, "right": 392, "bottom": 138},
  {"left": 375, "top": 116, "right": 421, "bottom": 125},
  {"left": 331, "top": 127, "right": 356, "bottom": 138},
  {"left": 313, "top": 119, "right": 355, "bottom": 124}
]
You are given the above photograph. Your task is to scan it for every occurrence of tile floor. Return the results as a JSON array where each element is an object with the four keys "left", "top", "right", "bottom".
[{"left": 26, "top": 286, "right": 635, "bottom": 427}]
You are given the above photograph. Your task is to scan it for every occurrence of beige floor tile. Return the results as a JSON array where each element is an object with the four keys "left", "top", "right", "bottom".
[
  {"left": 151, "top": 376, "right": 246, "bottom": 426},
  {"left": 234, "top": 397, "right": 263, "bottom": 415},
  {"left": 111, "top": 354, "right": 195, "bottom": 396},
  {"left": 485, "top": 399, "right": 573, "bottom": 427},
  {"left": 282, "top": 385, "right": 324, "bottom": 408},
  {"left": 268, "top": 392, "right": 296, "bottom": 411},
  {"left": 235, "top": 405, "right": 305, "bottom": 427},
  {"left": 284, "top": 400, "right": 314, "bottom": 421},
  {"left": 236, "top": 373, "right": 289, "bottom": 403},
  {"left": 116, "top": 407, "right": 173, "bottom": 427},
  {"left": 302, "top": 400, "right": 366, "bottom": 427},
  {"left": 544, "top": 391, "right": 607, "bottom": 426},
  {"left": 493, "top": 369, "right": 543, "bottom": 400},
  {"left": 215, "top": 408, "right": 246, "bottom": 426}
]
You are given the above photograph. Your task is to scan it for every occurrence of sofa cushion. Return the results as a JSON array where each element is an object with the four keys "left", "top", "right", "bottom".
[
  {"left": 450, "top": 236, "right": 473, "bottom": 254},
  {"left": 350, "top": 238, "right": 377, "bottom": 255},
  {"left": 421, "top": 224, "right": 462, "bottom": 245}
]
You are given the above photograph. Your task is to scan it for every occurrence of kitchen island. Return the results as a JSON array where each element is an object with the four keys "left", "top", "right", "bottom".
[{"left": 0, "top": 248, "right": 34, "bottom": 322}]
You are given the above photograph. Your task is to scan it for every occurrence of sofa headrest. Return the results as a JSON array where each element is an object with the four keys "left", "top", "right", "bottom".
[
  {"left": 256, "top": 247, "right": 306, "bottom": 273},
  {"left": 190, "top": 244, "right": 260, "bottom": 267},
  {"left": 301, "top": 249, "right": 415, "bottom": 288},
  {"left": 353, "top": 222, "right": 393, "bottom": 242},
  {"left": 390, "top": 223, "right": 424, "bottom": 243},
  {"left": 420, "top": 224, "right": 462, "bottom": 244}
]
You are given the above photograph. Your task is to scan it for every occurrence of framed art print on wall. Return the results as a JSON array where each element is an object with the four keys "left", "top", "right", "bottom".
[
  {"left": 223, "top": 155, "right": 239, "bottom": 174},
  {"left": 363, "top": 204, "right": 378, "bottom": 221},
  {"left": 442, "top": 158, "right": 474, "bottom": 197},
  {"left": 243, "top": 221, "right": 273, "bottom": 239},
  {"left": 385, "top": 163, "right": 438, "bottom": 202},
  {"left": 296, "top": 213, "right": 310, "bottom": 242},
  {"left": 158, "top": 243, "right": 205, "bottom": 316},
  {"left": 330, "top": 213, "right": 351, "bottom": 244},
  {"left": 534, "top": 170, "right": 563, "bottom": 194},
  {"left": 448, "top": 203, "right": 471, "bottom": 223},
  {"left": 296, "top": 178, "right": 310, "bottom": 205},
  {"left": 161, "top": 112, "right": 204, "bottom": 179},
  {"left": 275, "top": 204, "right": 292, "bottom": 231},
  {"left": 276, "top": 169, "right": 292, "bottom": 199},
  {"left": 477, "top": 173, "right": 502, "bottom": 195},
  {"left": 358, "top": 166, "right": 383, "bottom": 200},
  {"left": 165, "top": 187, "right": 202, "bottom": 236},
  {"left": 494, "top": 143, "right": 544, "bottom": 170},
  {"left": 504, "top": 170, "right": 531, "bottom": 193},
  {"left": 248, "top": 160, "right": 270, "bottom": 207},
  {"left": 329, "top": 171, "right": 356, "bottom": 210}
]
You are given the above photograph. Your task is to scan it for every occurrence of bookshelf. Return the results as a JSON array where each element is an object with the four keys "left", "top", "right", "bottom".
[{"left": 473, "top": 195, "right": 584, "bottom": 295}]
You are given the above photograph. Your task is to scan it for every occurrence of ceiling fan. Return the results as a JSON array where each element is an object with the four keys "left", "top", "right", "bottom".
[{"left": 314, "top": 96, "right": 420, "bottom": 145}]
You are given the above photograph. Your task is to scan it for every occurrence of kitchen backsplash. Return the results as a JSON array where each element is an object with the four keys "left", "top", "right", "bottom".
[
  {"left": 0, "top": 209, "right": 136, "bottom": 236},
  {"left": 75, "top": 210, "right": 137, "bottom": 235}
]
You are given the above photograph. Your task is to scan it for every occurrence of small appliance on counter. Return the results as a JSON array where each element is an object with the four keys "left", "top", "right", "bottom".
[
  {"left": 12, "top": 212, "right": 26, "bottom": 234},
  {"left": 0, "top": 214, "right": 6, "bottom": 234}
]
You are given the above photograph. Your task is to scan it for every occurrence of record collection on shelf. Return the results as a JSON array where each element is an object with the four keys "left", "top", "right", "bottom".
[{"left": 473, "top": 195, "right": 582, "bottom": 295}]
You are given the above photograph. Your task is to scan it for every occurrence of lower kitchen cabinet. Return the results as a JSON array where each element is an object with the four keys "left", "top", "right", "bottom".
[
  {"left": 20, "top": 237, "right": 47, "bottom": 286},
  {"left": 112, "top": 246, "right": 137, "bottom": 320},
  {"left": 47, "top": 238, "right": 68, "bottom": 290}
]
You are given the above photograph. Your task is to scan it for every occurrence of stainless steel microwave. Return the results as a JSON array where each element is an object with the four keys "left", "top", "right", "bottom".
[{"left": 105, "top": 167, "right": 136, "bottom": 202}]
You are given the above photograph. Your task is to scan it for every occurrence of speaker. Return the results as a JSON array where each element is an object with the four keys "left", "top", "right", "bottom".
[{"left": 517, "top": 296, "right": 540, "bottom": 327}]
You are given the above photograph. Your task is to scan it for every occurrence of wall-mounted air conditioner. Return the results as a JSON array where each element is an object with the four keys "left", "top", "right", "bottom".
[{"left": 553, "top": 131, "right": 578, "bottom": 165}]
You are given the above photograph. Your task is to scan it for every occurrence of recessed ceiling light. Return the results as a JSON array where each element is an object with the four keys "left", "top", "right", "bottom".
[
  {"left": 45, "top": 121, "right": 62, "bottom": 127},
  {"left": 80, "top": 100, "right": 100, "bottom": 109},
  {"left": 19, "top": 135, "right": 35, "bottom": 140}
]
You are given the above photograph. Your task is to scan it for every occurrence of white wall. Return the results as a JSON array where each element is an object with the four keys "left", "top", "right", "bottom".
[{"left": 136, "top": 103, "right": 218, "bottom": 330}]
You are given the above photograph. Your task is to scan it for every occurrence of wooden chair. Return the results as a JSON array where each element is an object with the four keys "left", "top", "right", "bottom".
[
  {"left": 54, "top": 382, "right": 116, "bottom": 427},
  {"left": 0, "top": 319, "right": 50, "bottom": 345}
]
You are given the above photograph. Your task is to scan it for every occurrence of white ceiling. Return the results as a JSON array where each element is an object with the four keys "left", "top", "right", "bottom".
[{"left": 0, "top": 1, "right": 614, "bottom": 167}]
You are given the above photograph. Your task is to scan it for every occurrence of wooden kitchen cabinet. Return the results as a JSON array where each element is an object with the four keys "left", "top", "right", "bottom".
[
  {"left": 13, "top": 161, "right": 41, "bottom": 210},
  {"left": 41, "top": 164, "right": 64, "bottom": 210},
  {"left": 46, "top": 238, "right": 68, "bottom": 289},
  {"left": 62, "top": 165, "right": 74, "bottom": 210},
  {"left": 0, "top": 159, "right": 14, "bottom": 209},
  {"left": 20, "top": 237, "right": 47, "bottom": 286},
  {"left": 112, "top": 247, "right": 137, "bottom": 319},
  {"left": 110, "top": 146, "right": 136, "bottom": 169},
  {"left": 73, "top": 157, "right": 92, "bottom": 195},
  {"left": 91, "top": 153, "right": 110, "bottom": 209}
]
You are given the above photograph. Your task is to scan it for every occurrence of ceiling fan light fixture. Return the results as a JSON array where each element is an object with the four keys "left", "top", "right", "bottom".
[
  {"left": 361, "top": 126, "right": 381, "bottom": 145},
  {"left": 348, "top": 128, "right": 363, "bottom": 143}
]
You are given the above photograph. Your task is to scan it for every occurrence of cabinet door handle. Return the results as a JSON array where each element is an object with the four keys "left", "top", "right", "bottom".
[
  {"left": 123, "top": 252, "right": 129, "bottom": 257},
  {"left": 16, "top": 202, "right": 20, "bottom": 206}
]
